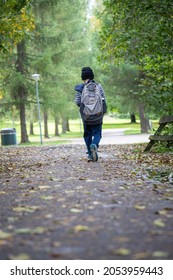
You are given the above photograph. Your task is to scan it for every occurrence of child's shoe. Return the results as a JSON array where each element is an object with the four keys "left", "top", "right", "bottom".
[{"left": 90, "top": 144, "right": 98, "bottom": 162}]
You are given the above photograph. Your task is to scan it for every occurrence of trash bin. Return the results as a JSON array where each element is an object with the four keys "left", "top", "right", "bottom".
[{"left": 1, "top": 128, "right": 17, "bottom": 146}]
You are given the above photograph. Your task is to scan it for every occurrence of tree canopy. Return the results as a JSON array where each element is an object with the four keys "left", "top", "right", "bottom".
[
  {"left": 0, "top": 0, "right": 34, "bottom": 53},
  {"left": 0, "top": 0, "right": 93, "bottom": 142},
  {"left": 99, "top": 0, "right": 173, "bottom": 115}
]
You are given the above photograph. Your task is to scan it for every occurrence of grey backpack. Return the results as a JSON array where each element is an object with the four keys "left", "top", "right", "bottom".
[{"left": 81, "top": 81, "right": 103, "bottom": 122}]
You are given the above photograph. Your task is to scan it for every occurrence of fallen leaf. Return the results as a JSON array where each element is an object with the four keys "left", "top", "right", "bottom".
[
  {"left": 153, "top": 219, "right": 166, "bottom": 227},
  {"left": 8, "top": 253, "right": 30, "bottom": 260},
  {"left": 70, "top": 208, "right": 83, "bottom": 213},
  {"left": 15, "top": 227, "right": 46, "bottom": 234},
  {"left": 156, "top": 210, "right": 168, "bottom": 215},
  {"left": 15, "top": 228, "right": 32, "bottom": 234},
  {"left": 45, "top": 214, "right": 53, "bottom": 219},
  {"left": 134, "top": 205, "right": 146, "bottom": 210},
  {"left": 13, "top": 206, "right": 40, "bottom": 213},
  {"left": 0, "top": 191, "right": 6, "bottom": 195},
  {"left": 8, "top": 217, "right": 19, "bottom": 222},
  {"left": 86, "top": 179, "right": 95, "bottom": 182},
  {"left": 133, "top": 252, "right": 151, "bottom": 259},
  {"left": 112, "top": 248, "right": 130, "bottom": 256},
  {"left": 33, "top": 227, "right": 46, "bottom": 234},
  {"left": 93, "top": 201, "right": 100, "bottom": 205},
  {"left": 166, "top": 197, "right": 173, "bottom": 200},
  {"left": 0, "top": 230, "right": 13, "bottom": 239},
  {"left": 40, "top": 196, "right": 54, "bottom": 200},
  {"left": 73, "top": 225, "right": 90, "bottom": 232},
  {"left": 152, "top": 251, "right": 169, "bottom": 258},
  {"left": 38, "top": 185, "right": 51, "bottom": 190}
]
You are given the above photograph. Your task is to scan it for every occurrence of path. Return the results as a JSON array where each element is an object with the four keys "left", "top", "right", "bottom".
[
  {"left": 0, "top": 142, "right": 173, "bottom": 260},
  {"left": 68, "top": 129, "right": 150, "bottom": 145}
]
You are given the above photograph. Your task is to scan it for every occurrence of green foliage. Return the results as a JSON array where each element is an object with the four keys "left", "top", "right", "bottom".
[
  {"left": 29, "top": 0, "right": 91, "bottom": 121},
  {"left": 99, "top": 0, "right": 173, "bottom": 115},
  {"left": 0, "top": 0, "right": 34, "bottom": 53},
  {"left": 101, "top": 63, "right": 141, "bottom": 114},
  {"left": 0, "top": 0, "right": 92, "bottom": 141}
]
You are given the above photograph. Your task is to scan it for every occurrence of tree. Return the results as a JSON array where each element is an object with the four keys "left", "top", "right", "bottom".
[
  {"left": 0, "top": 0, "right": 34, "bottom": 53},
  {"left": 15, "top": 40, "right": 29, "bottom": 142},
  {"left": 0, "top": 1, "right": 35, "bottom": 143},
  {"left": 99, "top": 0, "right": 173, "bottom": 129},
  {"left": 0, "top": 0, "right": 94, "bottom": 142},
  {"left": 30, "top": 0, "right": 91, "bottom": 136}
]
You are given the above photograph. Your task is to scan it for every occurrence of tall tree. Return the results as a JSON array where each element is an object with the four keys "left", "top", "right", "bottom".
[
  {"left": 99, "top": 0, "right": 173, "bottom": 125},
  {"left": 0, "top": 0, "right": 34, "bottom": 142},
  {"left": 1, "top": 0, "right": 93, "bottom": 142},
  {"left": 15, "top": 40, "right": 29, "bottom": 142},
  {"left": 31, "top": 0, "right": 91, "bottom": 135}
]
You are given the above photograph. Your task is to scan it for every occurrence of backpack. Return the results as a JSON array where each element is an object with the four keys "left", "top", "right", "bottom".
[{"left": 81, "top": 81, "right": 103, "bottom": 123}]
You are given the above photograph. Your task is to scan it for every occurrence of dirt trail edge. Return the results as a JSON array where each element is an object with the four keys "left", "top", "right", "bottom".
[{"left": 0, "top": 144, "right": 173, "bottom": 260}]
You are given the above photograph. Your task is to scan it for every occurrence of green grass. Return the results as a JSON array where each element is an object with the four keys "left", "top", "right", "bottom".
[{"left": 0, "top": 116, "right": 159, "bottom": 146}]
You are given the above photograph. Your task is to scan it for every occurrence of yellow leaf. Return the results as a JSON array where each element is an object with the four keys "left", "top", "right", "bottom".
[
  {"left": 157, "top": 210, "right": 167, "bottom": 215},
  {"left": 73, "top": 225, "right": 90, "bottom": 232},
  {"left": 13, "top": 206, "right": 40, "bottom": 213},
  {"left": 15, "top": 228, "right": 31, "bottom": 234},
  {"left": 152, "top": 251, "right": 169, "bottom": 258},
  {"left": 0, "top": 191, "right": 6, "bottom": 195},
  {"left": 134, "top": 205, "right": 146, "bottom": 210},
  {"left": 153, "top": 219, "right": 166, "bottom": 227},
  {"left": 9, "top": 253, "right": 30, "bottom": 260},
  {"left": 0, "top": 230, "right": 13, "bottom": 239},
  {"left": 40, "top": 196, "right": 54, "bottom": 200},
  {"left": 112, "top": 248, "right": 130, "bottom": 256},
  {"left": 15, "top": 227, "right": 46, "bottom": 234},
  {"left": 133, "top": 252, "right": 151, "bottom": 259}
]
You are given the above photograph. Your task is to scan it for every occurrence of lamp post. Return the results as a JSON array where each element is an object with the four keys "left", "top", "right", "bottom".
[{"left": 31, "top": 74, "right": 43, "bottom": 145}]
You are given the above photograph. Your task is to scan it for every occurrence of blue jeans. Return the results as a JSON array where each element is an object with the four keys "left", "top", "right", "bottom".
[{"left": 83, "top": 123, "right": 102, "bottom": 155}]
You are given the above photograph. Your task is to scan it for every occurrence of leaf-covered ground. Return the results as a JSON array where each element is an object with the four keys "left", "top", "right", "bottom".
[{"left": 0, "top": 144, "right": 173, "bottom": 260}]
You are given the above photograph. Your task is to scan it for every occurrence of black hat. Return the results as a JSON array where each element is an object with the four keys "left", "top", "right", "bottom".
[{"left": 81, "top": 67, "right": 94, "bottom": 80}]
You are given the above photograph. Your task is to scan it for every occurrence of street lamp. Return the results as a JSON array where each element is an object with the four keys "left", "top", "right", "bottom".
[{"left": 31, "top": 73, "right": 43, "bottom": 145}]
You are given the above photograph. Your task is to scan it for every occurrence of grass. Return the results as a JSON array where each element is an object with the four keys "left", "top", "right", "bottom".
[{"left": 0, "top": 116, "right": 159, "bottom": 146}]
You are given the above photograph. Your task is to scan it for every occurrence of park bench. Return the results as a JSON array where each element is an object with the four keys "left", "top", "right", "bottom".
[{"left": 144, "top": 115, "right": 173, "bottom": 152}]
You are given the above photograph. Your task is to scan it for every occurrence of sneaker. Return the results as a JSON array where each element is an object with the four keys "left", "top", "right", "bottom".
[
  {"left": 87, "top": 154, "right": 93, "bottom": 162},
  {"left": 90, "top": 144, "right": 98, "bottom": 162}
]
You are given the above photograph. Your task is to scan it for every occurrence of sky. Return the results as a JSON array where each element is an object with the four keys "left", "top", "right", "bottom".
[{"left": 87, "top": 0, "right": 95, "bottom": 18}]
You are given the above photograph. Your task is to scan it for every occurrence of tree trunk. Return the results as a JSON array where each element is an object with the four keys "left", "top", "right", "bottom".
[
  {"left": 55, "top": 116, "right": 60, "bottom": 136},
  {"left": 30, "top": 122, "right": 34, "bottom": 135},
  {"left": 139, "top": 103, "right": 149, "bottom": 133},
  {"left": 16, "top": 41, "right": 29, "bottom": 143},
  {"left": 62, "top": 120, "right": 66, "bottom": 134},
  {"left": 19, "top": 86, "right": 29, "bottom": 142},
  {"left": 130, "top": 113, "right": 136, "bottom": 123},
  {"left": 62, "top": 116, "right": 70, "bottom": 133},
  {"left": 66, "top": 117, "right": 70, "bottom": 132},
  {"left": 44, "top": 110, "right": 49, "bottom": 138}
]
